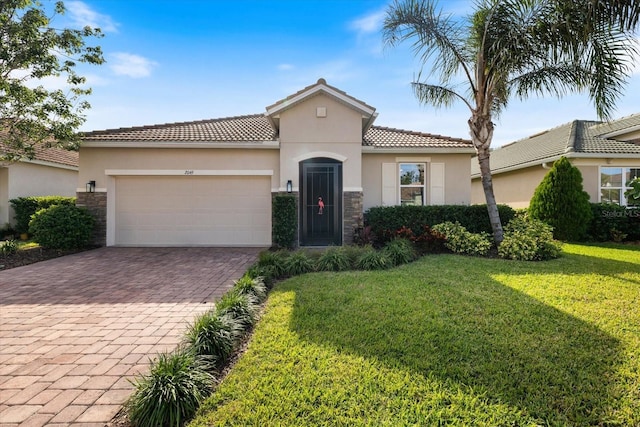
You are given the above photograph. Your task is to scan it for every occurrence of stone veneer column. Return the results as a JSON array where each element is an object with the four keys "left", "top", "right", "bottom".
[
  {"left": 343, "top": 191, "right": 363, "bottom": 245},
  {"left": 76, "top": 192, "right": 107, "bottom": 246}
]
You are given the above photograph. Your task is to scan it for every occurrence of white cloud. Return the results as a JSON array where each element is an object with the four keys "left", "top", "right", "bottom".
[
  {"left": 110, "top": 53, "right": 157, "bottom": 78},
  {"left": 277, "top": 63, "right": 294, "bottom": 71},
  {"left": 66, "top": 1, "right": 118, "bottom": 33},
  {"left": 349, "top": 10, "right": 385, "bottom": 35}
]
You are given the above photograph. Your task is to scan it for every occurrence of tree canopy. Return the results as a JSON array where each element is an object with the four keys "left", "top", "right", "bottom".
[
  {"left": 1, "top": 0, "right": 104, "bottom": 162},
  {"left": 383, "top": 0, "right": 639, "bottom": 243}
]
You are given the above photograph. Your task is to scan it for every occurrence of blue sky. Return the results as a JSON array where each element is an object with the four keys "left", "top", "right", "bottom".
[{"left": 55, "top": 0, "right": 639, "bottom": 147}]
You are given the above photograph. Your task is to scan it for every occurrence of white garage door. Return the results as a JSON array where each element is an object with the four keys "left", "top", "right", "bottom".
[{"left": 115, "top": 176, "right": 271, "bottom": 246}]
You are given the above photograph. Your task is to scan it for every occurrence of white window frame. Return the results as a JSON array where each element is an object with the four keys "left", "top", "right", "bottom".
[
  {"left": 399, "top": 163, "right": 426, "bottom": 206},
  {"left": 599, "top": 166, "right": 640, "bottom": 207}
]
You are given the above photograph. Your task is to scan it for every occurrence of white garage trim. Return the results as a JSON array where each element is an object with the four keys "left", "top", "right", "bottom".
[{"left": 105, "top": 169, "right": 273, "bottom": 176}]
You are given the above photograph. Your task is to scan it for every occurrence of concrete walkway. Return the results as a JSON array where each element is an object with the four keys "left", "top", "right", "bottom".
[{"left": 0, "top": 247, "right": 262, "bottom": 426}]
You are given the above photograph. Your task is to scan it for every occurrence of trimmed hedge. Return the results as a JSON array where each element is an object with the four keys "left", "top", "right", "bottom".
[
  {"left": 272, "top": 195, "right": 297, "bottom": 249},
  {"left": 9, "top": 196, "right": 76, "bottom": 234},
  {"left": 29, "top": 204, "right": 95, "bottom": 249},
  {"left": 365, "top": 204, "right": 515, "bottom": 243}
]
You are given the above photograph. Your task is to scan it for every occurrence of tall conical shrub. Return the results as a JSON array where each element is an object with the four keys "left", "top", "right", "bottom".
[{"left": 529, "top": 157, "right": 592, "bottom": 241}]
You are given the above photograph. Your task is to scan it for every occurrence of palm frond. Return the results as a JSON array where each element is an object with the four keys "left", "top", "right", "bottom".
[
  {"left": 383, "top": 0, "right": 475, "bottom": 92},
  {"left": 411, "top": 82, "right": 471, "bottom": 111}
]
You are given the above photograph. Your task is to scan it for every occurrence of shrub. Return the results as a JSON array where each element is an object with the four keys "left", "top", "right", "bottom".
[
  {"left": 29, "top": 204, "right": 94, "bottom": 250},
  {"left": 0, "top": 239, "right": 18, "bottom": 255},
  {"left": 528, "top": 157, "right": 592, "bottom": 241},
  {"left": 394, "top": 225, "right": 447, "bottom": 254},
  {"left": 233, "top": 274, "right": 267, "bottom": 303},
  {"left": 365, "top": 204, "right": 515, "bottom": 244},
  {"left": 355, "top": 246, "right": 390, "bottom": 270},
  {"left": 256, "top": 250, "right": 289, "bottom": 278},
  {"left": 383, "top": 238, "right": 417, "bottom": 266},
  {"left": 246, "top": 264, "right": 278, "bottom": 289},
  {"left": 432, "top": 222, "right": 492, "bottom": 256},
  {"left": 498, "top": 217, "right": 562, "bottom": 261},
  {"left": 9, "top": 196, "right": 75, "bottom": 235},
  {"left": 587, "top": 203, "right": 630, "bottom": 241},
  {"left": 184, "top": 310, "right": 240, "bottom": 368},
  {"left": 272, "top": 195, "right": 297, "bottom": 249},
  {"left": 342, "top": 245, "right": 368, "bottom": 269},
  {"left": 215, "top": 291, "right": 258, "bottom": 330},
  {"left": 353, "top": 225, "right": 377, "bottom": 247},
  {"left": 284, "top": 250, "right": 314, "bottom": 276},
  {"left": 126, "top": 349, "right": 214, "bottom": 427},
  {"left": 316, "top": 246, "right": 351, "bottom": 272}
]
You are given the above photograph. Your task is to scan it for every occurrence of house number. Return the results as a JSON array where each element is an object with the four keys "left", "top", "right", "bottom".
[{"left": 184, "top": 170, "right": 194, "bottom": 175}]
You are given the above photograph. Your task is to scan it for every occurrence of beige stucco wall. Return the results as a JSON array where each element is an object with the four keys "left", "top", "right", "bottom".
[
  {"left": 362, "top": 153, "right": 472, "bottom": 210},
  {"left": 0, "top": 162, "right": 77, "bottom": 225},
  {"left": 0, "top": 168, "right": 9, "bottom": 225},
  {"left": 471, "top": 157, "right": 640, "bottom": 207},
  {"left": 278, "top": 93, "right": 363, "bottom": 190},
  {"left": 78, "top": 147, "right": 281, "bottom": 190}
]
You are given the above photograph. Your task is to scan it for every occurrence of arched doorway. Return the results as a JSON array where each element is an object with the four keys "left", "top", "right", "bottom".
[{"left": 299, "top": 158, "right": 342, "bottom": 246}]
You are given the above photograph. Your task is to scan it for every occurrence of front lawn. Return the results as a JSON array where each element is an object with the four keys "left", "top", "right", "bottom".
[{"left": 190, "top": 244, "right": 640, "bottom": 426}]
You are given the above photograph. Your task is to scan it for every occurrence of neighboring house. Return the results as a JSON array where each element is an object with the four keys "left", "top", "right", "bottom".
[
  {"left": 0, "top": 144, "right": 78, "bottom": 227},
  {"left": 78, "top": 79, "right": 474, "bottom": 247},
  {"left": 471, "top": 113, "right": 640, "bottom": 208}
]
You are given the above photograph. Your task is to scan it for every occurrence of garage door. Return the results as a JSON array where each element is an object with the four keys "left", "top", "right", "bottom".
[{"left": 115, "top": 176, "right": 271, "bottom": 246}]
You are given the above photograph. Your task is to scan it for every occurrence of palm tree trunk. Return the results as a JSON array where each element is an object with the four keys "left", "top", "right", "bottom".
[{"left": 469, "top": 113, "right": 504, "bottom": 244}]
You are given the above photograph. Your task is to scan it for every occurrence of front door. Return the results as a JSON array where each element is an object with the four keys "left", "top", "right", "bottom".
[{"left": 300, "top": 158, "right": 342, "bottom": 246}]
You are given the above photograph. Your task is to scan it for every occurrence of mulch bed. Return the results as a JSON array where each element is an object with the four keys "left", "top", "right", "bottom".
[{"left": 0, "top": 246, "right": 94, "bottom": 271}]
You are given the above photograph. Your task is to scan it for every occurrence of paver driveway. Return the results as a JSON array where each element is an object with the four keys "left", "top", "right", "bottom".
[{"left": 0, "top": 247, "right": 262, "bottom": 426}]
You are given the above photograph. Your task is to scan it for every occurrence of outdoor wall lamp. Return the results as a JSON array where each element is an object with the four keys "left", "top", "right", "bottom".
[
  {"left": 286, "top": 180, "right": 293, "bottom": 193},
  {"left": 86, "top": 180, "right": 96, "bottom": 193}
]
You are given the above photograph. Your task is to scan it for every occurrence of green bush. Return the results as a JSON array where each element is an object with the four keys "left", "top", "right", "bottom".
[
  {"left": 432, "top": 222, "right": 492, "bottom": 256},
  {"left": 383, "top": 238, "right": 417, "bottom": 266},
  {"left": 0, "top": 239, "right": 18, "bottom": 255},
  {"left": 233, "top": 274, "right": 267, "bottom": 303},
  {"left": 587, "top": 203, "right": 630, "bottom": 241},
  {"left": 365, "top": 204, "right": 515, "bottom": 244},
  {"left": 126, "top": 349, "right": 214, "bottom": 427},
  {"left": 342, "top": 245, "right": 368, "bottom": 269},
  {"left": 394, "top": 225, "right": 447, "bottom": 254},
  {"left": 9, "top": 196, "right": 75, "bottom": 235},
  {"left": 284, "top": 250, "right": 315, "bottom": 276},
  {"left": 529, "top": 157, "right": 592, "bottom": 241},
  {"left": 184, "top": 310, "right": 240, "bottom": 368},
  {"left": 498, "top": 217, "right": 562, "bottom": 261},
  {"left": 272, "top": 195, "right": 297, "bottom": 249},
  {"left": 28, "top": 204, "right": 94, "bottom": 249},
  {"left": 215, "top": 291, "right": 258, "bottom": 330},
  {"left": 356, "top": 246, "right": 390, "bottom": 270},
  {"left": 316, "top": 246, "right": 351, "bottom": 272}
]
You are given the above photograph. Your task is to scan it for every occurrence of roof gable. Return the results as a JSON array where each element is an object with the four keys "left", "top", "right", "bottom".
[{"left": 265, "top": 78, "right": 378, "bottom": 135}]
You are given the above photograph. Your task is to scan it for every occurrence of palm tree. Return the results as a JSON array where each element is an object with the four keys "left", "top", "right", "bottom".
[{"left": 383, "top": 0, "right": 639, "bottom": 243}]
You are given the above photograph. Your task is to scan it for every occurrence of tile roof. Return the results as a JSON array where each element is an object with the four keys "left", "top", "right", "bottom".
[
  {"left": 81, "top": 114, "right": 473, "bottom": 149},
  {"left": 1, "top": 138, "right": 78, "bottom": 168},
  {"left": 81, "top": 114, "right": 276, "bottom": 142},
  {"left": 471, "top": 113, "right": 640, "bottom": 176},
  {"left": 364, "top": 126, "right": 472, "bottom": 148}
]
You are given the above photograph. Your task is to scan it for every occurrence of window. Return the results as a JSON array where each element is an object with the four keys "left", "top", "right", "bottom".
[
  {"left": 399, "top": 163, "right": 425, "bottom": 205},
  {"left": 600, "top": 167, "right": 640, "bottom": 206}
]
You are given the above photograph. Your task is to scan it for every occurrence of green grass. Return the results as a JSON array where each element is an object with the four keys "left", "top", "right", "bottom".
[{"left": 190, "top": 244, "right": 640, "bottom": 426}]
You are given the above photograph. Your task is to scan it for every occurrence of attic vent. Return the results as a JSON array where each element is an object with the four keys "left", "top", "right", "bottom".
[{"left": 316, "top": 107, "right": 327, "bottom": 118}]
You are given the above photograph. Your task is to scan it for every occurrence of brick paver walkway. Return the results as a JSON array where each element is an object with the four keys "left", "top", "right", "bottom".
[{"left": 0, "top": 247, "right": 262, "bottom": 426}]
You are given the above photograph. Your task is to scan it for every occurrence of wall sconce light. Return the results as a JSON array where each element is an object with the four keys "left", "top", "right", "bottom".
[
  {"left": 86, "top": 180, "right": 96, "bottom": 193},
  {"left": 286, "top": 180, "right": 293, "bottom": 193}
]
